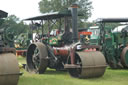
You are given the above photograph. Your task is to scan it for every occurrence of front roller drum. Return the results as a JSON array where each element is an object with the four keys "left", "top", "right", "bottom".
[
  {"left": 68, "top": 51, "right": 107, "bottom": 78},
  {"left": 26, "top": 42, "right": 48, "bottom": 73},
  {"left": 0, "top": 53, "right": 20, "bottom": 85}
]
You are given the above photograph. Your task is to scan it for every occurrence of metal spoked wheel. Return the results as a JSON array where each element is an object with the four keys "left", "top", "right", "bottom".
[
  {"left": 26, "top": 42, "right": 48, "bottom": 73},
  {"left": 121, "top": 47, "right": 128, "bottom": 68},
  {"left": 32, "top": 47, "right": 40, "bottom": 71}
]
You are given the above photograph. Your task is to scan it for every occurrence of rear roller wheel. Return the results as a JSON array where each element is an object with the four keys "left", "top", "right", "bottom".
[
  {"left": 121, "top": 47, "right": 128, "bottom": 68},
  {"left": 26, "top": 42, "right": 48, "bottom": 73},
  {"left": 68, "top": 51, "right": 107, "bottom": 78}
]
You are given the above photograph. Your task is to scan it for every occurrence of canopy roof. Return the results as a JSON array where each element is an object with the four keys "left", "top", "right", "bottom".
[
  {"left": 96, "top": 18, "right": 128, "bottom": 23},
  {"left": 24, "top": 9, "right": 83, "bottom": 20},
  {"left": 0, "top": 10, "right": 8, "bottom": 18}
]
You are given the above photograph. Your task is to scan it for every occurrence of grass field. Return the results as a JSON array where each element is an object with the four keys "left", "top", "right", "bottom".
[{"left": 18, "top": 57, "right": 128, "bottom": 85}]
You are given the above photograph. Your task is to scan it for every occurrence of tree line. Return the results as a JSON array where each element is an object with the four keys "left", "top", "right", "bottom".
[{"left": 0, "top": 0, "right": 119, "bottom": 38}]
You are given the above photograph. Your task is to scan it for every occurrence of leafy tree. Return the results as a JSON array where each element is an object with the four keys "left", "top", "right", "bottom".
[
  {"left": 1, "top": 15, "right": 29, "bottom": 37},
  {"left": 84, "top": 21, "right": 95, "bottom": 28},
  {"left": 39, "top": 0, "right": 92, "bottom": 21}
]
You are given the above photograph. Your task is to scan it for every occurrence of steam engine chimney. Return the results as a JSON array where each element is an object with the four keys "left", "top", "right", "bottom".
[{"left": 71, "top": 4, "right": 78, "bottom": 43}]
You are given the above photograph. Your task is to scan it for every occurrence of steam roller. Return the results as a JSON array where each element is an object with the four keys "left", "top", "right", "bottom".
[
  {"left": 25, "top": 4, "right": 107, "bottom": 79},
  {"left": 26, "top": 42, "right": 107, "bottom": 78},
  {"left": 0, "top": 10, "right": 20, "bottom": 85}
]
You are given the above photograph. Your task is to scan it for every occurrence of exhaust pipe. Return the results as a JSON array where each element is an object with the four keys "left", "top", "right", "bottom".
[{"left": 71, "top": 4, "right": 78, "bottom": 43}]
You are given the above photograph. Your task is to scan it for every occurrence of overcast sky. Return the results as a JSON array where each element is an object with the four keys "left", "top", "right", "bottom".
[
  {"left": 0, "top": 0, "right": 128, "bottom": 21},
  {"left": 89, "top": 0, "right": 128, "bottom": 21},
  {"left": 0, "top": 0, "right": 41, "bottom": 20}
]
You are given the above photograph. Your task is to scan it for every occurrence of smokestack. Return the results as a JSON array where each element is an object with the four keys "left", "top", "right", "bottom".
[{"left": 71, "top": 4, "right": 78, "bottom": 43}]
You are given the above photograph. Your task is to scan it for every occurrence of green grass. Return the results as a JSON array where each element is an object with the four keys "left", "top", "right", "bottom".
[
  {"left": 18, "top": 57, "right": 128, "bottom": 85},
  {"left": 18, "top": 56, "right": 26, "bottom": 64}
]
